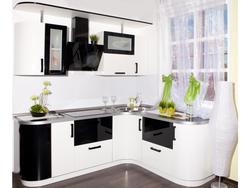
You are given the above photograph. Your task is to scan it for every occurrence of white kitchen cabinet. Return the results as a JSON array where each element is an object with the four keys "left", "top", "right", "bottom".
[
  {"left": 74, "top": 140, "right": 112, "bottom": 171},
  {"left": 113, "top": 115, "right": 142, "bottom": 161},
  {"left": 14, "top": 22, "right": 45, "bottom": 75},
  {"left": 142, "top": 140, "right": 173, "bottom": 175},
  {"left": 172, "top": 123, "right": 213, "bottom": 181},
  {"left": 96, "top": 36, "right": 147, "bottom": 75},
  {"left": 51, "top": 121, "right": 74, "bottom": 177},
  {"left": 14, "top": 22, "right": 67, "bottom": 76}
]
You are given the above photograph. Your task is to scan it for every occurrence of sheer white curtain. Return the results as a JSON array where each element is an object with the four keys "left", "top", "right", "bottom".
[{"left": 156, "top": 0, "right": 228, "bottom": 119}]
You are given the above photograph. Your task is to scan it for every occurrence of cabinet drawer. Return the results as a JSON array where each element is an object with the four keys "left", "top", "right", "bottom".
[
  {"left": 74, "top": 140, "right": 112, "bottom": 171},
  {"left": 142, "top": 141, "right": 172, "bottom": 175}
]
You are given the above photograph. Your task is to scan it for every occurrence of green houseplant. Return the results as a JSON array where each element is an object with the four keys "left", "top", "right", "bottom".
[
  {"left": 29, "top": 81, "right": 52, "bottom": 117},
  {"left": 157, "top": 100, "right": 168, "bottom": 114},
  {"left": 166, "top": 101, "right": 176, "bottom": 115},
  {"left": 90, "top": 34, "right": 99, "bottom": 45}
]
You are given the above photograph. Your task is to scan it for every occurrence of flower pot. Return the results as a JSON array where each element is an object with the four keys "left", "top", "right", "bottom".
[
  {"left": 157, "top": 106, "right": 167, "bottom": 114},
  {"left": 30, "top": 110, "right": 47, "bottom": 117},
  {"left": 91, "top": 41, "right": 97, "bottom": 45},
  {"left": 167, "top": 107, "right": 176, "bottom": 115}
]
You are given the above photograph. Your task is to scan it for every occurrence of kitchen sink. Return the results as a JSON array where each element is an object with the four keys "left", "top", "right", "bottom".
[{"left": 117, "top": 107, "right": 146, "bottom": 112}]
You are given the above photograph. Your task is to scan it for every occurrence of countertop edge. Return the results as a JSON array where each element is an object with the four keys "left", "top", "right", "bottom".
[{"left": 13, "top": 104, "right": 209, "bottom": 125}]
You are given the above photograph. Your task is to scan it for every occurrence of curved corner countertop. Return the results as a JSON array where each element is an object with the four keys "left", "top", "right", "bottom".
[{"left": 13, "top": 105, "right": 209, "bottom": 125}]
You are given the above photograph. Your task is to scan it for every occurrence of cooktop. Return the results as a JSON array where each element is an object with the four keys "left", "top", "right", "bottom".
[{"left": 63, "top": 110, "right": 108, "bottom": 118}]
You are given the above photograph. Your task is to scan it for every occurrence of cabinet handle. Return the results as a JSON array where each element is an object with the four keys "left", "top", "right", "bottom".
[
  {"left": 150, "top": 147, "right": 161, "bottom": 153},
  {"left": 135, "top": 62, "right": 138, "bottom": 73},
  {"left": 89, "top": 145, "right": 101, "bottom": 150},
  {"left": 138, "top": 119, "right": 142, "bottom": 131},
  {"left": 71, "top": 124, "right": 73, "bottom": 138},
  {"left": 173, "top": 126, "right": 176, "bottom": 141},
  {"left": 41, "top": 59, "right": 43, "bottom": 72},
  {"left": 115, "top": 72, "right": 125, "bottom": 74},
  {"left": 153, "top": 132, "right": 162, "bottom": 136}
]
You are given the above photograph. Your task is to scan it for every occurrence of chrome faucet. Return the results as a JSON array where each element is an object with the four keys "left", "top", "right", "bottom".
[{"left": 135, "top": 93, "right": 142, "bottom": 104}]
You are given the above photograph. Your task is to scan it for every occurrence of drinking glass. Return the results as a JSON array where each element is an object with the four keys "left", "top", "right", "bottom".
[
  {"left": 102, "top": 96, "right": 109, "bottom": 110},
  {"left": 111, "top": 96, "right": 117, "bottom": 109}
]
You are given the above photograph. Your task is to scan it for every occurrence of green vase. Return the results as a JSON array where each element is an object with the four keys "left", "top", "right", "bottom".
[
  {"left": 167, "top": 107, "right": 176, "bottom": 115},
  {"left": 158, "top": 106, "right": 167, "bottom": 114}
]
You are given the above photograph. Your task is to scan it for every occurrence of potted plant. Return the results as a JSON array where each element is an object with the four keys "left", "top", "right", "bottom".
[
  {"left": 90, "top": 34, "right": 99, "bottom": 45},
  {"left": 157, "top": 100, "right": 168, "bottom": 114},
  {"left": 166, "top": 101, "right": 176, "bottom": 115},
  {"left": 29, "top": 81, "right": 52, "bottom": 117}
]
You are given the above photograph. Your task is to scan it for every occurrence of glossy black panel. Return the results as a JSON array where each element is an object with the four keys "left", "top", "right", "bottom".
[
  {"left": 143, "top": 118, "right": 175, "bottom": 149},
  {"left": 44, "top": 23, "right": 67, "bottom": 75},
  {"left": 66, "top": 42, "right": 104, "bottom": 71},
  {"left": 19, "top": 124, "right": 51, "bottom": 181},
  {"left": 72, "top": 17, "right": 89, "bottom": 43},
  {"left": 104, "top": 31, "right": 134, "bottom": 55},
  {"left": 74, "top": 117, "right": 112, "bottom": 146}
]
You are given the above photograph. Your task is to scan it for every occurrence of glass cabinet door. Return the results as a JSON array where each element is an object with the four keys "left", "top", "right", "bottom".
[{"left": 45, "top": 24, "right": 67, "bottom": 75}]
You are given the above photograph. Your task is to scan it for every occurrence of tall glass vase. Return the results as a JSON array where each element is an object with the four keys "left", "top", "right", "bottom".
[{"left": 209, "top": 81, "right": 238, "bottom": 188}]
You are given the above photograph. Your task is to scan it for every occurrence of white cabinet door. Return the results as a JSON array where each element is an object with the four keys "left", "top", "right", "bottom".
[
  {"left": 134, "top": 36, "right": 147, "bottom": 75},
  {"left": 96, "top": 36, "right": 147, "bottom": 76},
  {"left": 142, "top": 141, "right": 173, "bottom": 175},
  {"left": 51, "top": 121, "right": 74, "bottom": 177},
  {"left": 172, "top": 123, "right": 213, "bottom": 181},
  {"left": 14, "top": 22, "right": 45, "bottom": 75},
  {"left": 74, "top": 140, "right": 112, "bottom": 171},
  {"left": 113, "top": 115, "right": 142, "bottom": 161}
]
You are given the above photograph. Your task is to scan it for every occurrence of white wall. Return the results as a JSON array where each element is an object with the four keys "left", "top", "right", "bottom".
[{"left": 12, "top": 0, "right": 158, "bottom": 114}]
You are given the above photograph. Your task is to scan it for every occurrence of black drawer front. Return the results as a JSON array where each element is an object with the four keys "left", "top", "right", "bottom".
[
  {"left": 74, "top": 116, "right": 112, "bottom": 146},
  {"left": 143, "top": 118, "right": 175, "bottom": 149}
]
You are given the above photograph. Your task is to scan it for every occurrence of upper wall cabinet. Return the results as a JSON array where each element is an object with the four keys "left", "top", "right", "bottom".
[
  {"left": 14, "top": 22, "right": 67, "bottom": 75},
  {"left": 96, "top": 36, "right": 147, "bottom": 76},
  {"left": 13, "top": 2, "right": 153, "bottom": 29}
]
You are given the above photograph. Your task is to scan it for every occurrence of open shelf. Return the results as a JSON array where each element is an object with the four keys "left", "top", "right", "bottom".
[{"left": 13, "top": 2, "right": 153, "bottom": 29}]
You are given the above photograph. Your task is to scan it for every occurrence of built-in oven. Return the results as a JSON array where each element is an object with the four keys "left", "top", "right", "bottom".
[
  {"left": 143, "top": 117, "right": 176, "bottom": 149},
  {"left": 74, "top": 116, "right": 112, "bottom": 146}
]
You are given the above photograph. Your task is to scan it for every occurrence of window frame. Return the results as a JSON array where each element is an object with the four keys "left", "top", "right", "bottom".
[{"left": 170, "top": 3, "right": 230, "bottom": 104}]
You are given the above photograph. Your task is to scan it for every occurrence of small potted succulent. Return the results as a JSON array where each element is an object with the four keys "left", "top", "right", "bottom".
[
  {"left": 29, "top": 81, "right": 52, "bottom": 117},
  {"left": 157, "top": 100, "right": 168, "bottom": 114},
  {"left": 90, "top": 34, "right": 99, "bottom": 45},
  {"left": 166, "top": 101, "right": 176, "bottom": 115}
]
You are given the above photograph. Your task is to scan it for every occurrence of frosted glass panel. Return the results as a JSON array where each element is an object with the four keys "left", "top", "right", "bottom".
[
  {"left": 107, "top": 36, "right": 132, "bottom": 51},
  {"left": 50, "top": 29, "right": 62, "bottom": 70}
]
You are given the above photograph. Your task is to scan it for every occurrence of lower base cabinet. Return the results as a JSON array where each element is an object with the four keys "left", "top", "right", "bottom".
[
  {"left": 51, "top": 121, "right": 74, "bottom": 177},
  {"left": 113, "top": 115, "right": 142, "bottom": 161},
  {"left": 142, "top": 141, "right": 173, "bottom": 175},
  {"left": 74, "top": 140, "right": 112, "bottom": 171}
]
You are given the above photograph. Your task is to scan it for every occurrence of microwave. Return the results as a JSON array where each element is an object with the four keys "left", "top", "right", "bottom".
[{"left": 104, "top": 31, "right": 135, "bottom": 55}]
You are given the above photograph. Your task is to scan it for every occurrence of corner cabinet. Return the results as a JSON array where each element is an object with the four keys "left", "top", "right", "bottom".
[
  {"left": 14, "top": 22, "right": 67, "bottom": 76},
  {"left": 113, "top": 115, "right": 142, "bottom": 161}
]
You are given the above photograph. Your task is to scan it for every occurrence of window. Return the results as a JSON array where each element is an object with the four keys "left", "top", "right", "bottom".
[{"left": 171, "top": 5, "right": 228, "bottom": 102}]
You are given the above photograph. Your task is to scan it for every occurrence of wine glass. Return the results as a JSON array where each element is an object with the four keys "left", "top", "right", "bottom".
[
  {"left": 111, "top": 96, "right": 117, "bottom": 109},
  {"left": 102, "top": 96, "right": 109, "bottom": 110}
]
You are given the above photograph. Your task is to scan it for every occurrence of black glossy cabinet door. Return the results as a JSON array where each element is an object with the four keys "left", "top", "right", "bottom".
[
  {"left": 44, "top": 23, "right": 67, "bottom": 75},
  {"left": 19, "top": 124, "right": 51, "bottom": 181},
  {"left": 143, "top": 118, "right": 175, "bottom": 149},
  {"left": 74, "top": 116, "right": 112, "bottom": 146}
]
